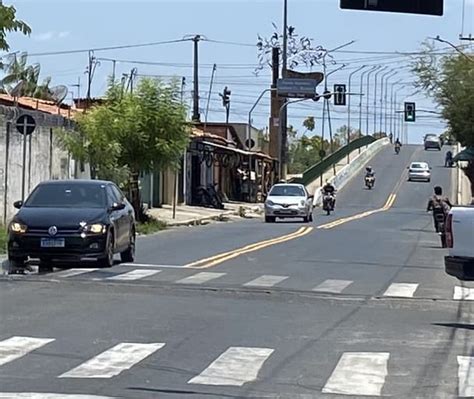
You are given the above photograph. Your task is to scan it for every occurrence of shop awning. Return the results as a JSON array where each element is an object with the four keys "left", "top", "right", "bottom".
[{"left": 201, "top": 141, "right": 275, "bottom": 160}]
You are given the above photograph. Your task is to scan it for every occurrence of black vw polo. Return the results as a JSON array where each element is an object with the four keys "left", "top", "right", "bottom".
[{"left": 7, "top": 180, "right": 136, "bottom": 268}]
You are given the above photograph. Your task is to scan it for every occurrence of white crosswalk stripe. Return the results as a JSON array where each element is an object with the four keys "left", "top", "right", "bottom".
[
  {"left": 313, "top": 279, "right": 353, "bottom": 293},
  {"left": 188, "top": 346, "right": 274, "bottom": 386},
  {"left": 59, "top": 342, "right": 165, "bottom": 378},
  {"left": 0, "top": 336, "right": 55, "bottom": 368},
  {"left": 454, "top": 286, "right": 474, "bottom": 300},
  {"left": 383, "top": 283, "right": 419, "bottom": 298},
  {"left": 106, "top": 269, "right": 160, "bottom": 281},
  {"left": 458, "top": 356, "right": 474, "bottom": 397},
  {"left": 53, "top": 269, "right": 98, "bottom": 278},
  {"left": 322, "top": 352, "right": 390, "bottom": 396},
  {"left": 176, "top": 272, "right": 226, "bottom": 285},
  {"left": 243, "top": 275, "right": 288, "bottom": 288}
]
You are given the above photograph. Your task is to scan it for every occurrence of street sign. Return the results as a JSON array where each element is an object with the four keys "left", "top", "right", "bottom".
[
  {"left": 340, "top": 0, "right": 443, "bottom": 16},
  {"left": 285, "top": 70, "right": 324, "bottom": 86},
  {"left": 334, "top": 84, "right": 347, "bottom": 106},
  {"left": 16, "top": 114, "right": 36, "bottom": 135},
  {"left": 277, "top": 78, "right": 318, "bottom": 99}
]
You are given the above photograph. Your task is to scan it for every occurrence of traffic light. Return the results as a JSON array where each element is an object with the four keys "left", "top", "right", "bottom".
[
  {"left": 340, "top": 0, "right": 443, "bottom": 16},
  {"left": 220, "top": 86, "right": 231, "bottom": 107},
  {"left": 404, "top": 102, "right": 416, "bottom": 122},
  {"left": 333, "top": 84, "right": 347, "bottom": 106}
]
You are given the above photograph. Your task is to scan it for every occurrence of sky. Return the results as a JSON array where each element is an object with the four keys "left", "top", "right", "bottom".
[{"left": 4, "top": 0, "right": 474, "bottom": 144}]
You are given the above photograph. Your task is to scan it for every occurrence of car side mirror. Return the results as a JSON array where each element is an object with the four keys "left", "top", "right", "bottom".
[
  {"left": 110, "top": 202, "right": 126, "bottom": 212},
  {"left": 13, "top": 200, "right": 23, "bottom": 209}
]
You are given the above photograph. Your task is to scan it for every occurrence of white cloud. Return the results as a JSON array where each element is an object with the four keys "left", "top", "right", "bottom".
[{"left": 33, "top": 31, "right": 70, "bottom": 41}]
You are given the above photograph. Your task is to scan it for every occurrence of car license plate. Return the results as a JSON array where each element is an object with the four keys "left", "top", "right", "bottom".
[
  {"left": 280, "top": 209, "right": 292, "bottom": 214},
  {"left": 40, "top": 238, "right": 65, "bottom": 248}
]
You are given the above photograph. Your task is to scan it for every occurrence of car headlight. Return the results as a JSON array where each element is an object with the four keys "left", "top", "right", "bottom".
[
  {"left": 266, "top": 200, "right": 275, "bottom": 206},
  {"left": 84, "top": 223, "right": 107, "bottom": 234},
  {"left": 300, "top": 200, "right": 306, "bottom": 206},
  {"left": 10, "top": 222, "right": 27, "bottom": 234}
]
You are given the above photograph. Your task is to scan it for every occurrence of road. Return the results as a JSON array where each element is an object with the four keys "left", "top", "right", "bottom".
[{"left": 1, "top": 144, "right": 473, "bottom": 399}]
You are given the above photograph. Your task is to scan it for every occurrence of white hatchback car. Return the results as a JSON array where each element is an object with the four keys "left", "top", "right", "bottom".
[
  {"left": 264, "top": 183, "right": 314, "bottom": 223},
  {"left": 407, "top": 161, "right": 431, "bottom": 182}
]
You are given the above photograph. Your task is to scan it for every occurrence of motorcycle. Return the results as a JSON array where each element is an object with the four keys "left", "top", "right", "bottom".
[
  {"left": 195, "top": 184, "right": 225, "bottom": 209},
  {"left": 395, "top": 145, "right": 400, "bottom": 155},
  {"left": 365, "top": 176, "right": 375, "bottom": 190},
  {"left": 435, "top": 213, "right": 447, "bottom": 248},
  {"left": 322, "top": 193, "right": 335, "bottom": 215}
]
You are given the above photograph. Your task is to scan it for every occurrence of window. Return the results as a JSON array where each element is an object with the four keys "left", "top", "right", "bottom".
[{"left": 26, "top": 183, "right": 107, "bottom": 208}]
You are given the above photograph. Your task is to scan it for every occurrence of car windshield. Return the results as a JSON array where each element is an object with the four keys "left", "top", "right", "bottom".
[
  {"left": 411, "top": 163, "right": 427, "bottom": 169},
  {"left": 25, "top": 183, "right": 107, "bottom": 208},
  {"left": 269, "top": 185, "right": 305, "bottom": 197}
]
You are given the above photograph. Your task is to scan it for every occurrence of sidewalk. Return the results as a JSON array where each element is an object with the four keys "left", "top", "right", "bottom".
[{"left": 147, "top": 202, "right": 264, "bottom": 227}]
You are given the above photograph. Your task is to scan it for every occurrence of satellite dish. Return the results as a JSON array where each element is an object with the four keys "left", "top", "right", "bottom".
[
  {"left": 6, "top": 80, "right": 24, "bottom": 98},
  {"left": 50, "top": 85, "right": 68, "bottom": 104}
]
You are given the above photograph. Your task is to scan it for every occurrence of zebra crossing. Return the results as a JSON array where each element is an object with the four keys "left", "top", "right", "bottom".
[
  {"left": 4, "top": 266, "right": 474, "bottom": 301},
  {"left": 0, "top": 335, "right": 472, "bottom": 397}
]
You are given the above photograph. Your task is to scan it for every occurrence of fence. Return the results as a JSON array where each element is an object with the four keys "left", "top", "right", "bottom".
[{"left": 291, "top": 135, "right": 376, "bottom": 186}]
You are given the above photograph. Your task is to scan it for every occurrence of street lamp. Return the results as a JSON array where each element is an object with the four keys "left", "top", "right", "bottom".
[
  {"left": 389, "top": 80, "right": 403, "bottom": 138},
  {"left": 359, "top": 65, "right": 377, "bottom": 137},
  {"left": 347, "top": 65, "right": 367, "bottom": 161},
  {"left": 431, "top": 36, "right": 473, "bottom": 62},
  {"left": 366, "top": 65, "right": 381, "bottom": 135},
  {"left": 380, "top": 70, "right": 397, "bottom": 134},
  {"left": 373, "top": 67, "right": 389, "bottom": 134},
  {"left": 394, "top": 85, "right": 406, "bottom": 140}
]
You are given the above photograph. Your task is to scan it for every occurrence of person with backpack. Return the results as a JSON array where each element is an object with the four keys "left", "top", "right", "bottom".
[{"left": 427, "top": 186, "right": 452, "bottom": 233}]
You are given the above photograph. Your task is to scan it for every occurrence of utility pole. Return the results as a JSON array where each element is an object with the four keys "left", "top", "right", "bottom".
[
  {"left": 280, "top": 0, "right": 289, "bottom": 180},
  {"left": 85, "top": 51, "right": 100, "bottom": 109},
  {"left": 192, "top": 35, "right": 202, "bottom": 122},
  {"left": 269, "top": 47, "right": 281, "bottom": 162}
]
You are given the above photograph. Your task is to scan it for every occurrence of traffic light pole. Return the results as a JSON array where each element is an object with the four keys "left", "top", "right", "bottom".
[{"left": 248, "top": 88, "right": 276, "bottom": 200}]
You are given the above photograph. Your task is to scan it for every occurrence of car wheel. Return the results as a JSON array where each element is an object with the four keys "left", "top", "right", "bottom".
[
  {"left": 38, "top": 258, "right": 53, "bottom": 273},
  {"left": 98, "top": 231, "right": 114, "bottom": 268},
  {"left": 427, "top": 178, "right": 431, "bottom": 182},
  {"left": 265, "top": 216, "right": 275, "bottom": 223},
  {"left": 309, "top": 212, "right": 314, "bottom": 222},
  {"left": 408, "top": 178, "right": 411, "bottom": 182},
  {"left": 120, "top": 229, "right": 135, "bottom": 263}
]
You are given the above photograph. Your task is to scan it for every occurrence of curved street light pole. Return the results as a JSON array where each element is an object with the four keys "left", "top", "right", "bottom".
[
  {"left": 394, "top": 85, "right": 406, "bottom": 140},
  {"left": 346, "top": 65, "right": 367, "bottom": 162},
  {"left": 366, "top": 65, "right": 381, "bottom": 135},
  {"left": 359, "top": 65, "right": 376, "bottom": 137},
  {"left": 373, "top": 66, "right": 388, "bottom": 134},
  {"left": 380, "top": 70, "right": 397, "bottom": 134},
  {"left": 388, "top": 79, "right": 402, "bottom": 137}
]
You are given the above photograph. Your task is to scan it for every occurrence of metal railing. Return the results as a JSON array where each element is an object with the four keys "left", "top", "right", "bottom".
[{"left": 291, "top": 135, "right": 377, "bottom": 186}]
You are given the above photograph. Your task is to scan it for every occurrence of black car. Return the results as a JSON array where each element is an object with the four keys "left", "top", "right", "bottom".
[{"left": 8, "top": 180, "right": 136, "bottom": 269}]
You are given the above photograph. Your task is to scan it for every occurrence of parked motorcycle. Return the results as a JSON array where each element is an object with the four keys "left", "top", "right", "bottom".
[
  {"left": 195, "top": 184, "right": 225, "bottom": 209},
  {"left": 322, "top": 194, "right": 335, "bottom": 216},
  {"left": 365, "top": 176, "right": 375, "bottom": 190}
]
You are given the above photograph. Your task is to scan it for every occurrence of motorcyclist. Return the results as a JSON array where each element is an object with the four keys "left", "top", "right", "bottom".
[
  {"left": 427, "top": 186, "right": 452, "bottom": 233},
  {"left": 394, "top": 138, "right": 402, "bottom": 153},
  {"left": 365, "top": 166, "right": 375, "bottom": 186},
  {"left": 445, "top": 150, "right": 453, "bottom": 167},
  {"left": 322, "top": 180, "right": 336, "bottom": 210}
]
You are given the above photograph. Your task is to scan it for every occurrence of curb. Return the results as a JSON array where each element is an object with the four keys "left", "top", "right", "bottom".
[{"left": 165, "top": 210, "right": 236, "bottom": 227}]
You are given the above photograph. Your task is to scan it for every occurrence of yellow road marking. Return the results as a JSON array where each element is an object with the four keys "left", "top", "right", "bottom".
[
  {"left": 317, "top": 193, "right": 397, "bottom": 230},
  {"left": 184, "top": 226, "right": 313, "bottom": 269}
]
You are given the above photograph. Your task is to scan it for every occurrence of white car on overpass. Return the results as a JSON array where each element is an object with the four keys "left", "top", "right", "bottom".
[{"left": 264, "top": 183, "right": 314, "bottom": 223}]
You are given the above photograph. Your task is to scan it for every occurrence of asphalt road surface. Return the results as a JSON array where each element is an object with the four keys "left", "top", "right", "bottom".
[{"left": 1, "top": 145, "right": 473, "bottom": 399}]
